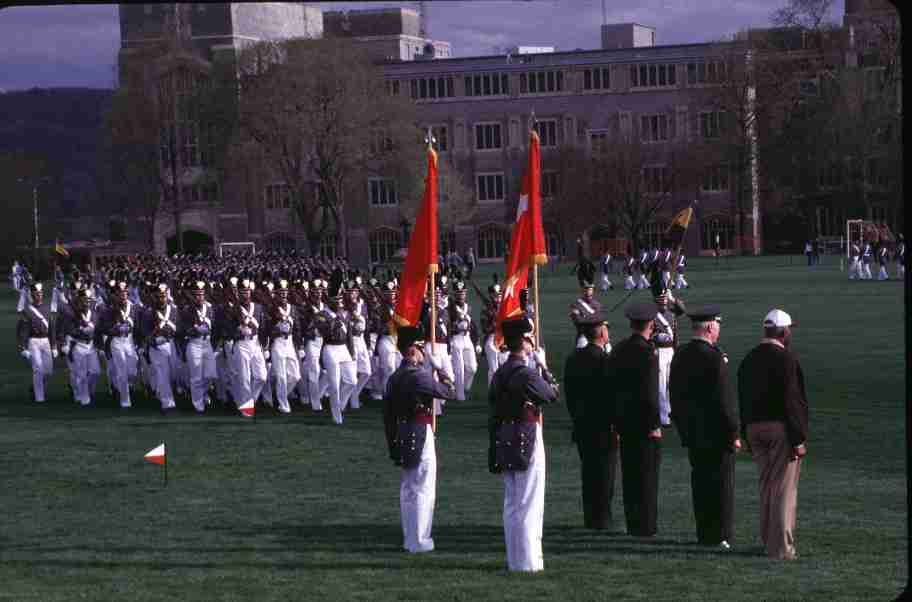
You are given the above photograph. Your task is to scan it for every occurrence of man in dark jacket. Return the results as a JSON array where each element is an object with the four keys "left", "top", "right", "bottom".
[
  {"left": 564, "top": 310, "right": 617, "bottom": 529},
  {"left": 738, "top": 308, "right": 808, "bottom": 560},
  {"left": 611, "top": 302, "right": 662, "bottom": 536},
  {"left": 669, "top": 305, "right": 740, "bottom": 550}
]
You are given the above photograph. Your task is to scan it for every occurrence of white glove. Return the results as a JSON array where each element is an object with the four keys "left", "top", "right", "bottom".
[
  {"left": 298, "top": 349, "right": 307, "bottom": 360},
  {"left": 20, "top": 349, "right": 31, "bottom": 360},
  {"left": 61, "top": 343, "right": 70, "bottom": 355},
  {"left": 428, "top": 351, "right": 444, "bottom": 371},
  {"left": 52, "top": 349, "right": 59, "bottom": 359},
  {"left": 533, "top": 348, "right": 547, "bottom": 369},
  {"left": 263, "top": 350, "right": 271, "bottom": 362},
  {"left": 475, "top": 345, "right": 483, "bottom": 355}
]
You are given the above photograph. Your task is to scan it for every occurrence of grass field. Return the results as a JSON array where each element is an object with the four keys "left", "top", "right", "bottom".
[{"left": 0, "top": 255, "right": 906, "bottom": 601}]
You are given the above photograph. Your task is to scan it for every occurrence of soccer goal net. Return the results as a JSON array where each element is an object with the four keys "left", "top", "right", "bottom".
[{"left": 218, "top": 241, "right": 256, "bottom": 258}]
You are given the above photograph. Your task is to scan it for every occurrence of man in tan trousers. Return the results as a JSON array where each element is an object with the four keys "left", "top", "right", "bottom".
[{"left": 737, "top": 309, "right": 808, "bottom": 560}]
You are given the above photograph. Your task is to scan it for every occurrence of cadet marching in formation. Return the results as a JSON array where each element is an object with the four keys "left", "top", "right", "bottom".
[{"left": 15, "top": 252, "right": 488, "bottom": 423}]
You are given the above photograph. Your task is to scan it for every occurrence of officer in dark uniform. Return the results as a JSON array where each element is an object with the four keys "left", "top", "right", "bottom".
[
  {"left": 382, "top": 325, "right": 457, "bottom": 553},
  {"left": 611, "top": 302, "right": 662, "bottom": 536},
  {"left": 668, "top": 305, "right": 740, "bottom": 550},
  {"left": 488, "top": 317, "right": 560, "bottom": 572},
  {"left": 564, "top": 309, "right": 617, "bottom": 529}
]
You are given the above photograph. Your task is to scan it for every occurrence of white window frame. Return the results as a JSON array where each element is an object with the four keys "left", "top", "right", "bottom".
[
  {"left": 640, "top": 114, "right": 671, "bottom": 143},
  {"left": 368, "top": 177, "right": 399, "bottom": 207},
  {"left": 535, "top": 119, "right": 558, "bottom": 147},
  {"left": 474, "top": 122, "right": 503, "bottom": 151},
  {"left": 476, "top": 172, "right": 505, "bottom": 203},
  {"left": 701, "top": 165, "right": 730, "bottom": 192},
  {"left": 429, "top": 124, "right": 449, "bottom": 152},
  {"left": 699, "top": 111, "right": 721, "bottom": 139},
  {"left": 369, "top": 228, "right": 402, "bottom": 263}
]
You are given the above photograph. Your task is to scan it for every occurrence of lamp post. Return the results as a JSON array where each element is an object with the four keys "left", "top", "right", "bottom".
[{"left": 17, "top": 176, "right": 49, "bottom": 276}]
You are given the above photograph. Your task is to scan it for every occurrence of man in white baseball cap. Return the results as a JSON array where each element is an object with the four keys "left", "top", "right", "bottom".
[{"left": 737, "top": 307, "right": 808, "bottom": 560}]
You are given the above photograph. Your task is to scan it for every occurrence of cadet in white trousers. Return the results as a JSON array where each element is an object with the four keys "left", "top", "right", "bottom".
[
  {"left": 95, "top": 282, "right": 140, "bottom": 408},
  {"left": 180, "top": 282, "right": 217, "bottom": 413},
  {"left": 17, "top": 282, "right": 57, "bottom": 402},
  {"left": 480, "top": 282, "right": 504, "bottom": 386},
  {"left": 57, "top": 287, "right": 102, "bottom": 406},
  {"left": 382, "top": 325, "right": 458, "bottom": 554},
  {"left": 230, "top": 280, "right": 267, "bottom": 413},
  {"left": 143, "top": 283, "right": 181, "bottom": 412},
  {"left": 345, "top": 281, "right": 371, "bottom": 409},
  {"left": 299, "top": 281, "right": 329, "bottom": 411},
  {"left": 322, "top": 284, "right": 357, "bottom": 424},
  {"left": 424, "top": 286, "right": 455, "bottom": 416},
  {"left": 488, "top": 318, "right": 559, "bottom": 572},
  {"left": 265, "top": 280, "right": 300, "bottom": 414},
  {"left": 448, "top": 281, "right": 479, "bottom": 401}
]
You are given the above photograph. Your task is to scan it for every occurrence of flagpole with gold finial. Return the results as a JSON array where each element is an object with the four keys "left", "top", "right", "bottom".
[
  {"left": 529, "top": 110, "right": 543, "bottom": 349},
  {"left": 425, "top": 128, "right": 439, "bottom": 432}
]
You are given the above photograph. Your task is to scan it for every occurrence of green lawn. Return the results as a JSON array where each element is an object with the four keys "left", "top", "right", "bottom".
[{"left": 0, "top": 256, "right": 905, "bottom": 601}]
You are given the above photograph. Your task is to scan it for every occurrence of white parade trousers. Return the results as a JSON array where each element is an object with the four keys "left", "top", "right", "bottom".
[
  {"left": 350, "top": 334, "right": 372, "bottom": 409},
  {"left": 375, "top": 335, "right": 401, "bottom": 400},
  {"left": 450, "top": 333, "right": 477, "bottom": 401},
  {"left": 231, "top": 338, "right": 267, "bottom": 406},
  {"left": 430, "top": 342, "right": 454, "bottom": 416},
  {"left": 599, "top": 273, "right": 612, "bottom": 291},
  {"left": 300, "top": 338, "right": 326, "bottom": 410},
  {"left": 27, "top": 338, "right": 53, "bottom": 402},
  {"left": 187, "top": 337, "right": 217, "bottom": 412},
  {"left": 657, "top": 347, "right": 674, "bottom": 425},
  {"left": 674, "top": 273, "right": 688, "bottom": 288},
  {"left": 270, "top": 337, "right": 301, "bottom": 413},
  {"left": 109, "top": 336, "right": 138, "bottom": 408},
  {"left": 878, "top": 265, "right": 889, "bottom": 280},
  {"left": 400, "top": 424, "right": 436, "bottom": 553},
  {"left": 149, "top": 340, "right": 178, "bottom": 409},
  {"left": 322, "top": 343, "right": 356, "bottom": 424},
  {"left": 624, "top": 276, "right": 636, "bottom": 290},
  {"left": 484, "top": 334, "right": 503, "bottom": 386},
  {"left": 502, "top": 423, "right": 546, "bottom": 572},
  {"left": 69, "top": 341, "right": 101, "bottom": 405}
]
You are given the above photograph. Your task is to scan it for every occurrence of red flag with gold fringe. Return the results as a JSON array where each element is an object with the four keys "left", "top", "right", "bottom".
[{"left": 393, "top": 146, "right": 439, "bottom": 329}]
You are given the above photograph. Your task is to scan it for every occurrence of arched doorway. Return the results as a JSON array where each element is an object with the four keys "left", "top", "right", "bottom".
[{"left": 167, "top": 230, "right": 213, "bottom": 255}]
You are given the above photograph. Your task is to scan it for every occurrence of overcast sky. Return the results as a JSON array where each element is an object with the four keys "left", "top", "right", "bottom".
[{"left": 0, "top": 1, "right": 844, "bottom": 91}]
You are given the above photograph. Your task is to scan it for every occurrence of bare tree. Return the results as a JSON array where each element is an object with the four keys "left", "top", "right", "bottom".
[{"left": 235, "top": 37, "right": 426, "bottom": 255}]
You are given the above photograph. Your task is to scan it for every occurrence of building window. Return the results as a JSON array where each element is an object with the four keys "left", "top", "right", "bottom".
[
  {"left": 477, "top": 225, "right": 507, "bottom": 260},
  {"left": 386, "top": 80, "right": 401, "bottom": 96},
  {"left": 439, "top": 229, "right": 456, "bottom": 256},
  {"left": 699, "top": 111, "right": 726, "bottom": 139},
  {"left": 583, "top": 67, "right": 611, "bottom": 90},
  {"left": 369, "top": 229, "right": 401, "bottom": 263},
  {"left": 464, "top": 73, "right": 508, "bottom": 97},
  {"left": 476, "top": 173, "right": 505, "bottom": 202},
  {"left": 264, "top": 183, "right": 291, "bottom": 209},
  {"left": 474, "top": 122, "right": 502, "bottom": 150},
  {"left": 702, "top": 165, "right": 730, "bottom": 192},
  {"left": 640, "top": 114, "right": 672, "bottom": 142},
  {"left": 519, "top": 70, "right": 564, "bottom": 94},
  {"left": 320, "top": 232, "right": 339, "bottom": 259},
  {"left": 642, "top": 166, "right": 669, "bottom": 195},
  {"left": 642, "top": 221, "right": 668, "bottom": 249},
  {"left": 541, "top": 171, "right": 559, "bottom": 197},
  {"left": 410, "top": 76, "right": 454, "bottom": 100},
  {"left": 590, "top": 130, "right": 609, "bottom": 154},
  {"left": 369, "top": 178, "right": 398, "bottom": 206},
  {"left": 701, "top": 216, "right": 734, "bottom": 251},
  {"left": 430, "top": 125, "right": 448, "bottom": 152},
  {"left": 630, "top": 63, "right": 676, "bottom": 88},
  {"left": 688, "top": 60, "right": 725, "bottom": 85},
  {"left": 534, "top": 119, "right": 557, "bottom": 147},
  {"left": 179, "top": 122, "right": 198, "bottom": 167}
]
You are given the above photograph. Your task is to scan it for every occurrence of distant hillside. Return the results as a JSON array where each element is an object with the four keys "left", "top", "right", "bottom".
[{"left": 0, "top": 87, "right": 113, "bottom": 221}]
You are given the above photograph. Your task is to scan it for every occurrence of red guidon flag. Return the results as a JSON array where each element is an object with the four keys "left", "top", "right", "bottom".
[
  {"left": 144, "top": 443, "right": 166, "bottom": 466},
  {"left": 238, "top": 399, "right": 256, "bottom": 417},
  {"left": 393, "top": 145, "right": 439, "bottom": 330},
  {"left": 495, "top": 129, "right": 548, "bottom": 343}
]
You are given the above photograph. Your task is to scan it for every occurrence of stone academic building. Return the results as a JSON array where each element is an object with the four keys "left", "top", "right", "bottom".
[{"left": 117, "top": 2, "right": 895, "bottom": 263}]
